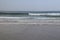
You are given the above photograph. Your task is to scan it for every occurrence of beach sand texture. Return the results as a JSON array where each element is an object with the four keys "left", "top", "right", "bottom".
[{"left": 0, "top": 18, "right": 60, "bottom": 40}]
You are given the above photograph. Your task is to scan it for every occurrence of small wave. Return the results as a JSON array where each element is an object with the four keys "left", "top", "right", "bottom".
[
  {"left": 0, "top": 13, "right": 60, "bottom": 20},
  {"left": 29, "top": 13, "right": 60, "bottom": 16}
]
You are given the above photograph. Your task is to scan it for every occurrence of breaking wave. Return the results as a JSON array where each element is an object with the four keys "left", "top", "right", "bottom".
[{"left": 0, "top": 12, "right": 60, "bottom": 19}]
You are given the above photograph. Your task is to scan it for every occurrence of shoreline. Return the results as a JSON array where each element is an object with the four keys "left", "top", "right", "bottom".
[{"left": 0, "top": 18, "right": 60, "bottom": 23}]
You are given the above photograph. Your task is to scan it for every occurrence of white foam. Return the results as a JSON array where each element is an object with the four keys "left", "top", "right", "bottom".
[{"left": 29, "top": 13, "right": 60, "bottom": 16}]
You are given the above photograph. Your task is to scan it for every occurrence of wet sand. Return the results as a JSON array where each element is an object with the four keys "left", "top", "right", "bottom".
[{"left": 0, "top": 19, "right": 60, "bottom": 40}]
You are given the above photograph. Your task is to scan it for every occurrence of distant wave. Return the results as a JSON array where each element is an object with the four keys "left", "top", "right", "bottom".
[
  {"left": 28, "top": 13, "right": 60, "bottom": 17},
  {"left": 0, "top": 12, "right": 60, "bottom": 19}
]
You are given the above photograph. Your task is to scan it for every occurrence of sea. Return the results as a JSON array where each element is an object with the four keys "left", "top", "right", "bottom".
[{"left": 0, "top": 11, "right": 60, "bottom": 20}]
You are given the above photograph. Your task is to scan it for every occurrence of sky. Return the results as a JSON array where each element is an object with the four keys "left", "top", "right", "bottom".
[{"left": 0, "top": 0, "right": 60, "bottom": 11}]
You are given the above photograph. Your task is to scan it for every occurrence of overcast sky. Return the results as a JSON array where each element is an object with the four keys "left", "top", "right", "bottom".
[{"left": 0, "top": 0, "right": 60, "bottom": 11}]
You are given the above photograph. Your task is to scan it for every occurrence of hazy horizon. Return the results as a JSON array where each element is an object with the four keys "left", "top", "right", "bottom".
[{"left": 0, "top": 0, "right": 60, "bottom": 11}]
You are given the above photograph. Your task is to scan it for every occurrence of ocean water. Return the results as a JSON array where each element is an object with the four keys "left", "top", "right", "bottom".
[{"left": 0, "top": 13, "right": 60, "bottom": 20}]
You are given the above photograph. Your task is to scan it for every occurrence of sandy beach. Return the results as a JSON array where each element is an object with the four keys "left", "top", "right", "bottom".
[{"left": 0, "top": 18, "right": 60, "bottom": 40}]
